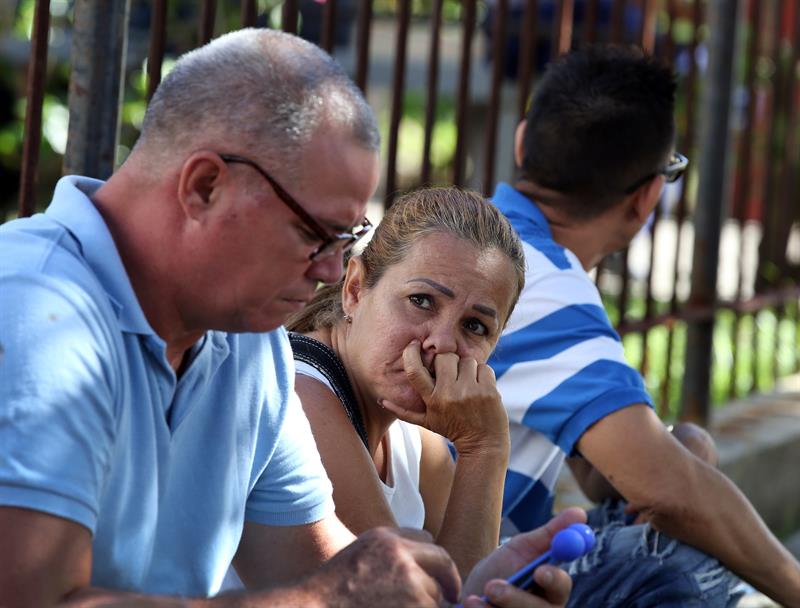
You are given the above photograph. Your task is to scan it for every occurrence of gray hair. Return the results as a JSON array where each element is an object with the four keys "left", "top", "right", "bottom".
[{"left": 136, "top": 28, "right": 379, "bottom": 175}]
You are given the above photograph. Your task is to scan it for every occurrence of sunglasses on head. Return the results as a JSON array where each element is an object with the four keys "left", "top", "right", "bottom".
[{"left": 624, "top": 152, "right": 689, "bottom": 194}]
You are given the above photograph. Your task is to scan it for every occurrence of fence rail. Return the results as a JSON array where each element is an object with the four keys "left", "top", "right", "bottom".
[{"left": 6, "top": 0, "right": 800, "bottom": 422}]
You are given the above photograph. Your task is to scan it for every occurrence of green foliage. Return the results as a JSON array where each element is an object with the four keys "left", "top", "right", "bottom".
[
  {"left": 610, "top": 295, "right": 800, "bottom": 420},
  {"left": 374, "top": 0, "right": 469, "bottom": 22}
]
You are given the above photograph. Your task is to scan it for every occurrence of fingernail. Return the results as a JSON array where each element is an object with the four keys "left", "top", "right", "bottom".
[
  {"left": 487, "top": 581, "right": 507, "bottom": 601},
  {"left": 538, "top": 568, "right": 554, "bottom": 585},
  {"left": 377, "top": 398, "right": 384, "bottom": 408}
]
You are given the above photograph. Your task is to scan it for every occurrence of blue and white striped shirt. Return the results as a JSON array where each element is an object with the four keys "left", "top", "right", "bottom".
[{"left": 490, "top": 183, "right": 653, "bottom": 533}]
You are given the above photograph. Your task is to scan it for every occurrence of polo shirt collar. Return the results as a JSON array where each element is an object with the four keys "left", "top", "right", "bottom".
[
  {"left": 491, "top": 182, "right": 553, "bottom": 239},
  {"left": 46, "top": 175, "right": 155, "bottom": 336}
]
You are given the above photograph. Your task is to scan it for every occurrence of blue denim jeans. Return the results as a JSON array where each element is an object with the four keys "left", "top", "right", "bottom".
[{"left": 563, "top": 501, "right": 744, "bottom": 608}]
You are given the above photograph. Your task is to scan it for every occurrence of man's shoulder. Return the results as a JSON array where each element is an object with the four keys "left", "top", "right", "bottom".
[
  {"left": 1, "top": 212, "right": 79, "bottom": 270},
  {"left": 0, "top": 215, "right": 114, "bottom": 322}
]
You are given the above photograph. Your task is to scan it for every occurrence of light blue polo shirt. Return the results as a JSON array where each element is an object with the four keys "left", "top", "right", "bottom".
[{"left": 0, "top": 176, "right": 334, "bottom": 596}]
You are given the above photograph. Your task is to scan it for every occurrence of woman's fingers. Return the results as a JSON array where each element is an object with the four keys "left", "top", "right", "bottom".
[
  {"left": 457, "top": 356, "right": 479, "bottom": 382},
  {"left": 401, "top": 341, "right": 435, "bottom": 398},
  {"left": 379, "top": 398, "right": 426, "bottom": 426}
]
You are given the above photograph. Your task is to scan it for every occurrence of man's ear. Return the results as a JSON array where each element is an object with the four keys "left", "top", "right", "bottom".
[
  {"left": 628, "top": 175, "right": 664, "bottom": 224},
  {"left": 177, "top": 151, "right": 227, "bottom": 220},
  {"left": 513, "top": 120, "right": 527, "bottom": 168},
  {"left": 342, "top": 256, "right": 366, "bottom": 315}
]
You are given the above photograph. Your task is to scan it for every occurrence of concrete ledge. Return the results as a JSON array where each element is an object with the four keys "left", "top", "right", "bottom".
[{"left": 712, "top": 390, "right": 800, "bottom": 538}]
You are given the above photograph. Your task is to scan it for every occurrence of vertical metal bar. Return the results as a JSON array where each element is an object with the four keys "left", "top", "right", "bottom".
[
  {"left": 640, "top": 205, "right": 660, "bottom": 383},
  {"left": 146, "top": 0, "right": 167, "bottom": 101},
  {"left": 321, "top": 0, "right": 338, "bottom": 53},
  {"left": 752, "top": 1, "right": 786, "bottom": 390},
  {"left": 384, "top": 0, "right": 411, "bottom": 207},
  {"left": 771, "top": 0, "right": 800, "bottom": 386},
  {"left": 663, "top": 0, "right": 678, "bottom": 65},
  {"left": 612, "top": 0, "right": 631, "bottom": 326},
  {"left": 453, "top": 0, "right": 477, "bottom": 187},
  {"left": 282, "top": 0, "right": 299, "bottom": 33},
  {"left": 680, "top": 0, "right": 740, "bottom": 425},
  {"left": 771, "top": 0, "right": 800, "bottom": 281},
  {"left": 584, "top": 0, "right": 599, "bottom": 44},
  {"left": 64, "top": 0, "right": 131, "bottom": 180},
  {"left": 794, "top": 297, "right": 800, "bottom": 374},
  {"left": 552, "top": 0, "right": 575, "bottom": 57},
  {"left": 354, "top": 0, "right": 373, "bottom": 93},
  {"left": 640, "top": 0, "right": 658, "bottom": 53},
  {"left": 662, "top": 0, "right": 703, "bottom": 415},
  {"left": 756, "top": 0, "right": 787, "bottom": 295},
  {"left": 611, "top": 0, "right": 626, "bottom": 43},
  {"left": 517, "top": 0, "right": 539, "bottom": 121},
  {"left": 421, "top": 0, "right": 444, "bottom": 185},
  {"left": 637, "top": 0, "right": 662, "bottom": 388},
  {"left": 18, "top": 0, "right": 51, "bottom": 218},
  {"left": 241, "top": 0, "right": 257, "bottom": 27},
  {"left": 198, "top": 0, "right": 217, "bottom": 45},
  {"left": 749, "top": 0, "right": 776, "bottom": 398},
  {"left": 618, "top": 256, "right": 631, "bottom": 328},
  {"left": 782, "top": 4, "right": 800, "bottom": 285},
  {"left": 616, "top": 0, "right": 655, "bottom": 332},
  {"left": 482, "top": 0, "right": 508, "bottom": 196},
  {"left": 728, "top": 0, "right": 761, "bottom": 400}
]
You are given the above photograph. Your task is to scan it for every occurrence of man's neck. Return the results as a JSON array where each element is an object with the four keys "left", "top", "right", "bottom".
[
  {"left": 513, "top": 181, "right": 610, "bottom": 272},
  {"left": 92, "top": 173, "right": 204, "bottom": 372}
]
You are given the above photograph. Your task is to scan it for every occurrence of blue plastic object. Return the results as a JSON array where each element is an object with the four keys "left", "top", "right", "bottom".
[
  {"left": 568, "top": 523, "right": 596, "bottom": 553},
  {"left": 550, "top": 528, "right": 587, "bottom": 562},
  {"left": 455, "top": 524, "right": 596, "bottom": 606}
]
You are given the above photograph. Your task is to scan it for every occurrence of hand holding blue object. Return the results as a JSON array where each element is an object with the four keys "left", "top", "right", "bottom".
[
  {"left": 506, "top": 523, "right": 595, "bottom": 592},
  {"left": 457, "top": 523, "right": 595, "bottom": 607}
]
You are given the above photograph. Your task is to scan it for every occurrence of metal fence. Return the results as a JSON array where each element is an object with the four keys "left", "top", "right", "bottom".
[{"left": 8, "top": 0, "right": 800, "bottom": 424}]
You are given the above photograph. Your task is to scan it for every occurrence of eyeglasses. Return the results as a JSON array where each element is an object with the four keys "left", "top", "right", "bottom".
[
  {"left": 218, "top": 153, "right": 373, "bottom": 261},
  {"left": 624, "top": 152, "right": 689, "bottom": 194}
]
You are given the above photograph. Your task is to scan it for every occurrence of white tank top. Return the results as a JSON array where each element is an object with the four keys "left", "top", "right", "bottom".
[{"left": 296, "top": 361, "right": 426, "bottom": 529}]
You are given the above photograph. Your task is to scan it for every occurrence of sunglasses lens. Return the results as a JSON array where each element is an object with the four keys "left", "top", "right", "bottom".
[{"left": 664, "top": 154, "right": 687, "bottom": 182}]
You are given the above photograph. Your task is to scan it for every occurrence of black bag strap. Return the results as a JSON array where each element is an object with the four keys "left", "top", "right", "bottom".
[{"left": 289, "top": 332, "right": 369, "bottom": 450}]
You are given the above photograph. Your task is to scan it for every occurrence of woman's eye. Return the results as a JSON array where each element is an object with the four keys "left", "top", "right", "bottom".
[
  {"left": 464, "top": 318, "right": 488, "bottom": 336},
  {"left": 409, "top": 294, "right": 433, "bottom": 309}
]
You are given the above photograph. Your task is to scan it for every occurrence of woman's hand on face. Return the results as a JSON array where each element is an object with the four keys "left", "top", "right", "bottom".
[{"left": 379, "top": 341, "right": 509, "bottom": 456}]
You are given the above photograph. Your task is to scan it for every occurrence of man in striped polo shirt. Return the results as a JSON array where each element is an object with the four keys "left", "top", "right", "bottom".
[{"left": 489, "top": 45, "right": 800, "bottom": 606}]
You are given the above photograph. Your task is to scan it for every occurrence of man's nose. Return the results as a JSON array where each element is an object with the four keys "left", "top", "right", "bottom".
[{"left": 306, "top": 250, "right": 345, "bottom": 285}]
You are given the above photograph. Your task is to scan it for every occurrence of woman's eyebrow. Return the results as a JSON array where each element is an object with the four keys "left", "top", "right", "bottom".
[
  {"left": 407, "top": 278, "right": 454, "bottom": 298},
  {"left": 473, "top": 303, "right": 497, "bottom": 319}
]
